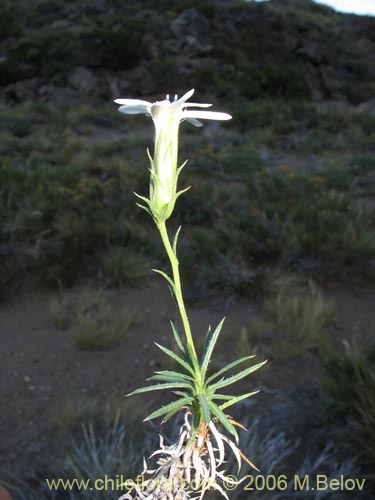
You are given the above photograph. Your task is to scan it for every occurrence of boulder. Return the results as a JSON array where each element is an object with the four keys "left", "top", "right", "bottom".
[
  {"left": 119, "top": 65, "right": 154, "bottom": 96},
  {"left": 296, "top": 42, "right": 325, "bottom": 64},
  {"left": 170, "top": 8, "right": 212, "bottom": 56},
  {"left": 171, "top": 8, "right": 210, "bottom": 39},
  {"left": 320, "top": 65, "right": 348, "bottom": 97},
  {"left": 4, "top": 78, "right": 39, "bottom": 101},
  {"left": 67, "top": 67, "right": 98, "bottom": 94}
]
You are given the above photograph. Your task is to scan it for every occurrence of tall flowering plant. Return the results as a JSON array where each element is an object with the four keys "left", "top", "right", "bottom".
[{"left": 115, "top": 89, "right": 266, "bottom": 500}]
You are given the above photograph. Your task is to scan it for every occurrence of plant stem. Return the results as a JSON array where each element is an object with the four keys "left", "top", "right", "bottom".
[{"left": 157, "top": 220, "right": 200, "bottom": 376}]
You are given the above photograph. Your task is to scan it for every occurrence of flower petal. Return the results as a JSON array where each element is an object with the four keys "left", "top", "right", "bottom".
[
  {"left": 114, "top": 99, "right": 151, "bottom": 106},
  {"left": 118, "top": 104, "right": 150, "bottom": 115},
  {"left": 185, "top": 117, "right": 203, "bottom": 127},
  {"left": 182, "top": 110, "right": 232, "bottom": 121},
  {"left": 183, "top": 103, "right": 212, "bottom": 108},
  {"left": 170, "top": 89, "right": 195, "bottom": 109}
]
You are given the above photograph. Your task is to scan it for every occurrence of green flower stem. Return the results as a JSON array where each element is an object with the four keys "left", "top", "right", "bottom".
[{"left": 157, "top": 220, "right": 201, "bottom": 379}]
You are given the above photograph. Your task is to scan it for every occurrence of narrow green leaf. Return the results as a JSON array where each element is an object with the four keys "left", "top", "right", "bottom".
[
  {"left": 208, "top": 401, "right": 239, "bottom": 441},
  {"left": 170, "top": 321, "right": 185, "bottom": 353},
  {"left": 148, "top": 370, "right": 194, "bottom": 383},
  {"left": 219, "top": 391, "right": 259, "bottom": 410},
  {"left": 185, "top": 411, "right": 200, "bottom": 448},
  {"left": 209, "top": 394, "right": 233, "bottom": 401},
  {"left": 127, "top": 382, "right": 191, "bottom": 397},
  {"left": 148, "top": 375, "right": 189, "bottom": 384},
  {"left": 155, "top": 370, "right": 193, "bottom": 380},
  {"left": 172, "top": 226, "right": 182, "bottom": 255},
  {"left": 206, "top": 355, "right": 256, "bottom": 385},
  {"left": 173, "top": 391, "right": 191, "bottom": 398},
  {"left": 198, "top": 394, "right": 211, "bottom": 424},
  {"left": 152, "top": 269, "right": 175, "bottom": 291},
  {"left": 144, "top": 397, "right": 192, "bottom": 422},
  {"left": 155, "top": 343, "right": 195, "bottom": 376},
  {"left": 162, "top": 404, "right": 190, "bottom": 424},
  {"left": 210, "top": 360, "right": 267, "bottom": 392},
  {"left": 200, "top": 318, "right": 225, "bottom": 378}
]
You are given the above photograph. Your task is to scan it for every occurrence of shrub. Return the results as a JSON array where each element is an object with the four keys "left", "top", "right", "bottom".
[
  {"left": 79, "top": 27, "right": 148, "bottom": 71},
  {"left": 1, "top": 23, "right": 148, "bottom": 84},
  {"left": 241, "top": 164, "right": 375, "bottom": 276},
  {"left": 289, "top": 191, "right": 375, "bottom": 274},
  {"left": 0, "top": 3, "right": 22, "bottom": 41},
  {"left": 149, "top": 55, "right": 184, "bottom": 89},
  {"left": 229, "top": 98, "right": 295, "bottom": 132},
  {"left": 12, "top": 32, "right": 75, "bottom": 78},
  {"left": 0, "top": 114, "right": 32, "bottom": 138},
  {"left": 243, "top": 65, "right": 311, "bottom": 100}
]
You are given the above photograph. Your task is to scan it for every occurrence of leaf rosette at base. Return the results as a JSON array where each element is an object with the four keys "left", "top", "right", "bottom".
[{"left": 128, "top": 319, "right": 267, "bottom": 445}]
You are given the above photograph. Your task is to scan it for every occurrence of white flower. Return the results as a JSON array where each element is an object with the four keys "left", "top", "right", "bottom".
[
  {"left": 114, "top": 89, "right": 231, "bottom": 222},
  {"left": 114, "top": 88, "right": 231, "bottom": 126}
]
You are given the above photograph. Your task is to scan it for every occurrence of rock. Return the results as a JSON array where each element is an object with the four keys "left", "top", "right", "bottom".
[
  {"left": 119, "top": 65, "right": 154, "bottom": 95},
  {"left": 37, "top": 82, "right": 57, "bottom": 97},
  {"left": 283, "top": 33, "right": 299, "bottom": 53},
  {"left": 171, "top": 8, "right": 210, "bottom": 39},
  {"left": 38, "top": 83, "right": 79, "bottom": 106},
  {"left": 170, "top": 8, "right": 212, "bottom": 56},
  {"left": 67, "top": 67, "right": 98, "bottom": 94},
  {"left": 357, "top": 98, "right": 375, "bottom": 115},
  {"left": 81, "top": 0, "right": 107, "bottom": 14},
  {"left": 4, "top": 78, "right": 39, "bottom": 101},
  {"left": 296, "top": 42, "right": 325, "bottom": 64},
  {"left": 320, "top": 65, "right": 348, "bottom": 98},
  {"left": 107, "top": 76, "right": 121, "bottom": 99}
]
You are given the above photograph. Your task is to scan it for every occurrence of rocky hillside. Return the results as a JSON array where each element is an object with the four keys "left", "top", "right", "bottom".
[{"left": 0, "top": 0, "right": 374, "bottom": 105}]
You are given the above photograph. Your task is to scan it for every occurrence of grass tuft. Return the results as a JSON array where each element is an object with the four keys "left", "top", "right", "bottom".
[
  {"left": 320, "top": 340, "right": 375, "bottom": 469},
  {"left": 50, "top": 288, "right": 136, "bottom": 350},
  {"left": 264, "top": 281, "right": 335, "bottom": 359},
  {"left": 98, "top": 247, "right": 150, "bottom": 288}
]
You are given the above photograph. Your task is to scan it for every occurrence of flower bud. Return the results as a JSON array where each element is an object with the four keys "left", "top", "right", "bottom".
[
  {"left": 115, "top": 89, "right": 231, "bottom": 222},
  {"left": 148, "top": 100, "right": 181, "bottom": 222}
]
